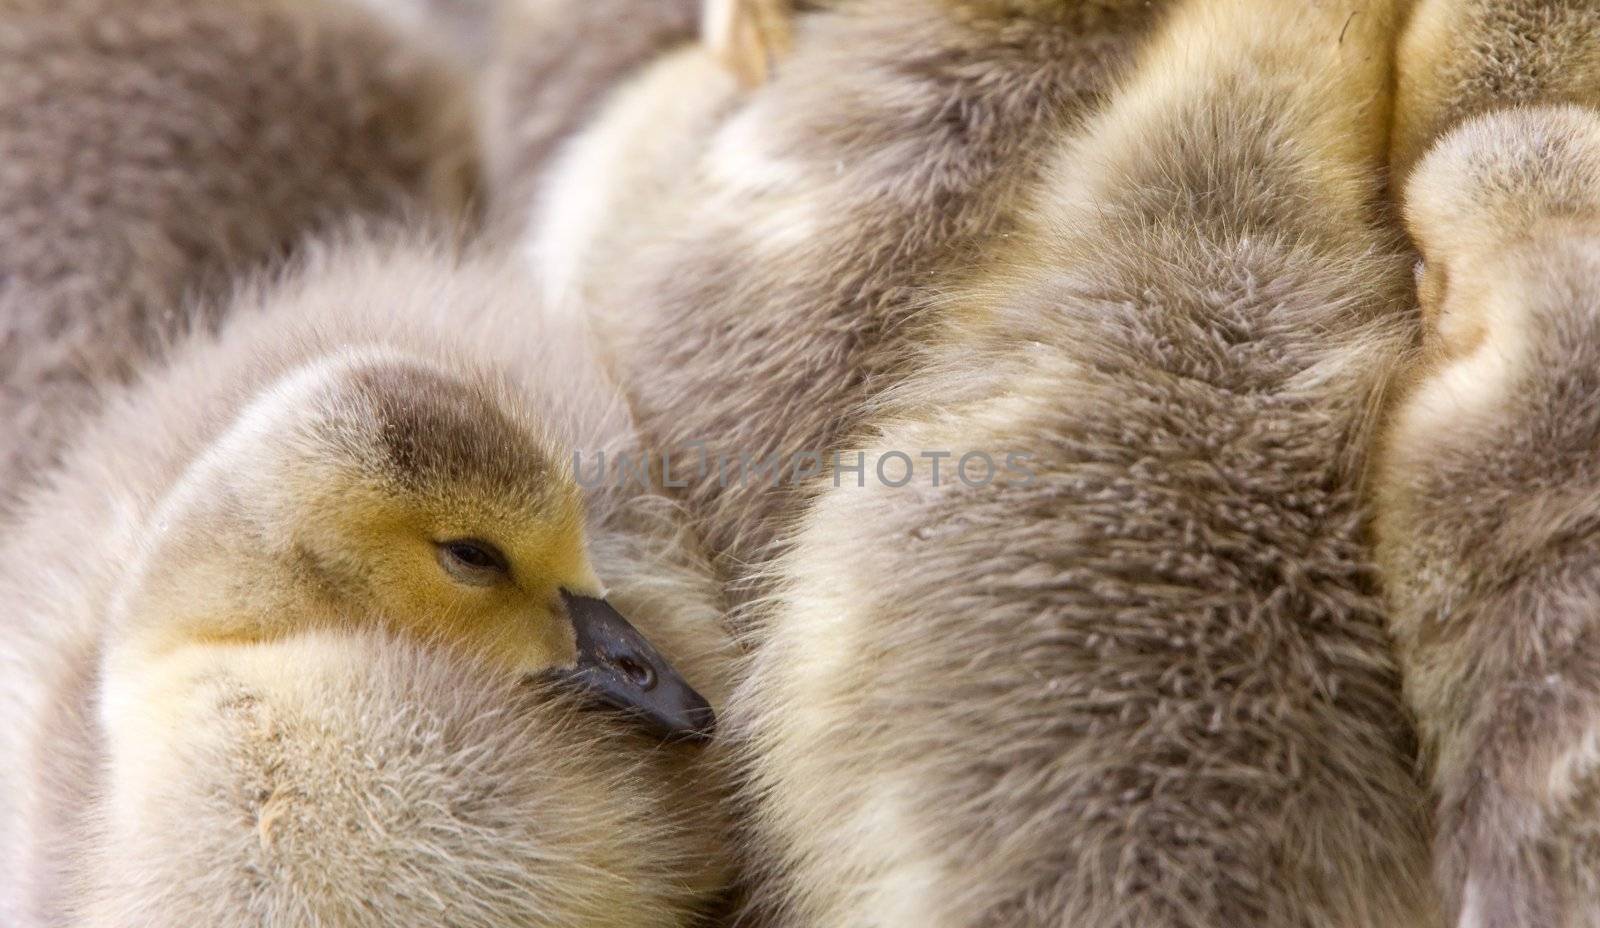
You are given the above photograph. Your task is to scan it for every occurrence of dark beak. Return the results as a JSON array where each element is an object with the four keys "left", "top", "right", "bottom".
[{"left": 548, "top": 591, "right": 716, "bottom": 742}]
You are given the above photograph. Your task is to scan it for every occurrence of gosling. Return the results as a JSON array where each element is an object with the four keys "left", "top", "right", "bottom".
[
  {"left": 0, "top": 239, "right": 725, "bottom": 926},
  {"left": 1375, "top": 0, "right": 1600, "bottom": 919},
  {"left": 512, "top": 0, "right": 1171, "bottom": 613},
  {"left": 733, "top": 0, "right": 1437, "bottom": 924}
]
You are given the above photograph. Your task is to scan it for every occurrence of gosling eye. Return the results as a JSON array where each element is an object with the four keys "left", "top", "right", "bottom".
[{"left": 436, "top": 539, "right": 511, "bottom": 585}]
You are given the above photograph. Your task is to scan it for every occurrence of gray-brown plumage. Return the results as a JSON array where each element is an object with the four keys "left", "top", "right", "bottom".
[
  {"left": 1389, "top": 0, "right": 1600, "bottom": 180},
  {"left": 0, "top": 0, "right": 478, "bottom": 500},
  {"left": 730, "top": 0, "right": 1438, "bottom": 924},
  {"left": 485, "top": 0, "right": 701, "bottom": 223},
  {"left": 350, "top": 0, "right": 497, "bottom": 65},
  {"left": 513, "top": 0, "right": 1170, "bottom": 611},
  {"left": 0, "top": 238, "right": 735, "bottom": 927},
  {"left": 1376, "top": 2, "right": 1600, "bottom": 925}
]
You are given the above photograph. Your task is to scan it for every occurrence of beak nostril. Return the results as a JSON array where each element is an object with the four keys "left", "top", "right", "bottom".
[
  {"left": 560, "top": 592, "right": 710, "bottom": 739},
  {"left": 613, "top": 655, "right": 656, "bottom": 690}
]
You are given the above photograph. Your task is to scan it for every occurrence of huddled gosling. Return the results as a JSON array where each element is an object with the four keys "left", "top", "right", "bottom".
[
  {"left": 1376, "top": 1, "right": 1600, "bottom": 923},
  {"left": 1, "top": 240, "right": 725, "bottom": 926},
  {"left": 731, "top": 0, "right": 1439, "bottom": 924}
]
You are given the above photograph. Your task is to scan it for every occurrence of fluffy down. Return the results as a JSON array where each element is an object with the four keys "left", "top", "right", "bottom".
[
  {"left": 0, "top": 0, "right": 476, "bottom": 497},
  {"left": 732, "top": 0, "right": 1437, "bottom": 924},
  {"left": 1378, "top": 2, "right": 1600, "bottom": 914}
]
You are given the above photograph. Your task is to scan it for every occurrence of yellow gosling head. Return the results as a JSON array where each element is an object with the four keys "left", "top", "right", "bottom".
[{"left": 113, "top": 348, "right": 714, "bottom": 741}]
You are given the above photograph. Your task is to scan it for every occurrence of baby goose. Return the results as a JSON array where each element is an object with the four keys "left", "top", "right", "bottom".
[
  {"left": 0, "top": 0, "right": 476, "bottom": 498},
  {"left": 513, "top": 0, "right": 1171, "bottom": 609},
  {"left": 1376, "top": 2, "right": 1600, "bottom": 923},
  {"left": 1380, "top": 107, "right": 1600, "bottom": 928},
  {"left": 1, "top": 239, "right": 727, "bottom": 926},
  {"left": 98, "top": 338, "right": 713, "bottom": 736},
  {"left": 733, "top": 0, "right": 1436, "bottom": 925}
]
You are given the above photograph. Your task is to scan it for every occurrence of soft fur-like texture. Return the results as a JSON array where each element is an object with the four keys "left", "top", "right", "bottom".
[
  {"left": 732, "top": 0, "right": 1438, "bottom": 925},
  {"left": 517, "top": 0, "right": 1170, "bottom": 611},
  {"left": 78, "top": 631, "right": 723, "bottom": 928},
  {"left": 1390, "top": 0, "right": 1600, "bottom": 180},
  {"left": 348, "top": 0, "right": 494, "bottom": 65},
  {"left": 485, "top": 0, "right": 701, "bottom": 224},
  {"left": 1377, "top": 3, "right": 1600, "bottom": 921},
  {"left": 0, "top": 240, "right": 736, "bottom": 927},
  {"left": 0, "top": 0, "right": 478, "bottom": 499}
]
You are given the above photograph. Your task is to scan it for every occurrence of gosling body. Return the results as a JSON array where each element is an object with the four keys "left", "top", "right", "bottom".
[
  {"left": 0, "top": 240, "right": 734, "bottom": 927},
  {"left": 1377, "top": 1, "right": 1600, "bottom": 922},
  {"left": 734, "top": 0, "right": 1437, "bottom": 924},
  {"left": 515, "top": 0, "right": 1170, "bottom": 606}
]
